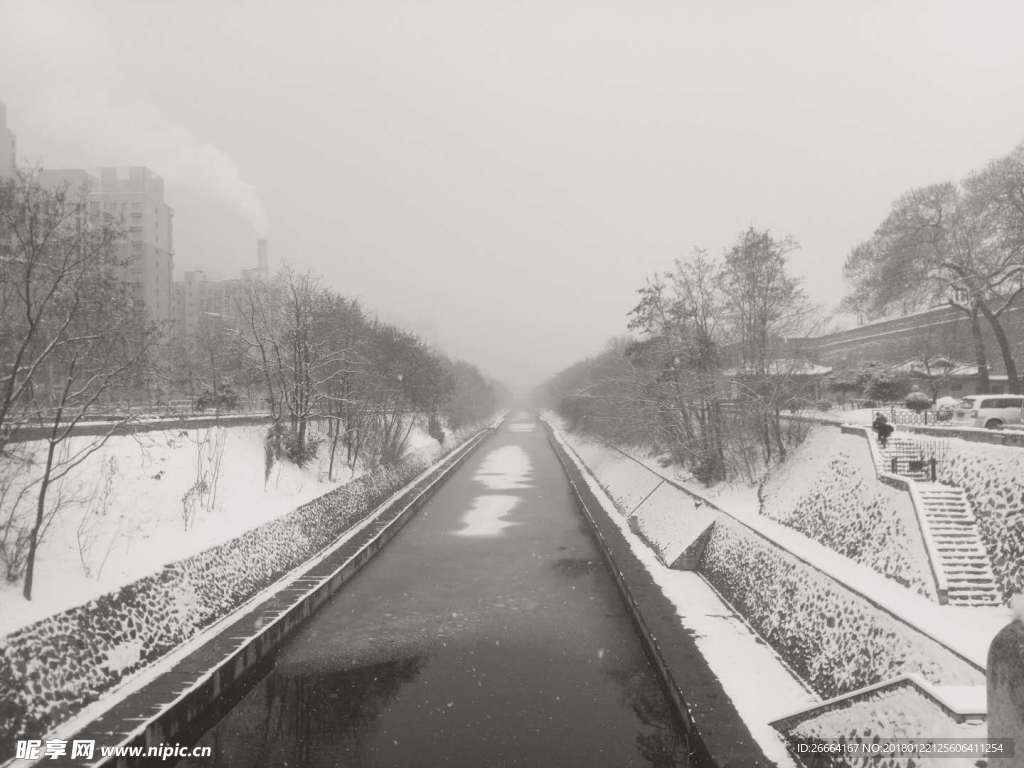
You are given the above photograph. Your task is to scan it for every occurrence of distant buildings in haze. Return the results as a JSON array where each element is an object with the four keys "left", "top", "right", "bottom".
[
  {"left": 0, "top": 101, "right": 15, "bottom": 178},
  {"left": 38, "top": 166, "right": 175, "bottom": 324},
  {"left": 172, "top": 240, "right": 270, "bottom": 335},
  {"left": 3, "top": 100, "right": 269, "bottom": 334},
  {"left": 793, "top": 304, "right": 1024, "bottom": 395}
]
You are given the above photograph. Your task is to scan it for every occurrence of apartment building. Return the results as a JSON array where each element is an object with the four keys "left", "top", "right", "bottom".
[
  {"left": 37, "top": 167, "right": 175, "bottom": 324},
  {"left": 0, "top": 100, "right": 15, "bottom": 178},
  {"left": 172, "top": 240, "right": 270, "bottom": 335}
]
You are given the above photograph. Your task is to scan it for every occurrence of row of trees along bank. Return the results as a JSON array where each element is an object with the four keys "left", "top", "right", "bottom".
[
  {"left": 0, "top": 169, "right": 504, "bottom": 600},
  {"left": 541, "top": 227, "right": 815, "bottom": 486},
  {"left": 543, "top": 140, "right": 1024, "bottom": 482},
  {"left": 844, "top": 141, "right": 1024, "bottom": 394}
]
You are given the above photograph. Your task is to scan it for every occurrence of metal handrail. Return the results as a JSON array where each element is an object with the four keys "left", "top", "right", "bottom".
[{"left": 847, "top": 425, "right": 949, "bottom": 603}]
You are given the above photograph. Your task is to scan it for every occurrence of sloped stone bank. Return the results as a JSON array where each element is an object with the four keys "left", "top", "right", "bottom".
[
  {"left": 0, "top": 446, "right": 457, "bottom": 757},
  {"left": 761, "top": 428, "right": 936, "bottom": 599},
  {"left": 699, "top": 520, "right": 982, "bottom": 699}
]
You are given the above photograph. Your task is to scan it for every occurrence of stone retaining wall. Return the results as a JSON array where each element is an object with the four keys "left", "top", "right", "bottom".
[
  {"left": 0, "top": 445, "right": 453, "bottom": 758},
  {"left": 550, "top": 422, "right": 985, "bottom": 706},
  {"left": 699, "top": 519, "right": 983, "bottom": 699}
]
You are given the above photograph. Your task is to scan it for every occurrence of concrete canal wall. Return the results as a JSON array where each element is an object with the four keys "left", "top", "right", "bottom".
[{"left": 0, "top": 425, "right": 498, "bottom": 764}]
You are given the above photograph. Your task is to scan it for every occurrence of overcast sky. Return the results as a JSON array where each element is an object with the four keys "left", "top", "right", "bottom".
[{"left": 3, "top": 1, "right": 1024, "bottom": 391}]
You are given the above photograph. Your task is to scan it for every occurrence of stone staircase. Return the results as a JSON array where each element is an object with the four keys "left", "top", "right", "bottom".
[
  {"left": 914, "top": 483, "right": 1002, "bottom": 606},
  {"left": 861, "top": 431, "right": 1001, "bottom": 606}
]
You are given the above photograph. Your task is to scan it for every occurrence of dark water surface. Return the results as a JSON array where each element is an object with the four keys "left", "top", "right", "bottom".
[{"left": 178, "top": 415, "right": 689, "bottom": 767}]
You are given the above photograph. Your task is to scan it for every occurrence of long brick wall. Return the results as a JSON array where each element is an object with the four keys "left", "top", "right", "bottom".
[{"left": 803, "top": 304, "right": 1024, "bottom": 378}]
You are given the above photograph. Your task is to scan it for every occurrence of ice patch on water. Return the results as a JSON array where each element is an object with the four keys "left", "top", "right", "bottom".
[
  {"left": 454, "top": 494, "right": 521, "bottom": 537},
  {"left": 508, "top": 411, "right": 536, "bottom": 432},
  {"left": 455, "top": 445, "right": 532, "bottom": 535},
  {"left": 474, "top": 445, "right": 533, "bottom": 490}
]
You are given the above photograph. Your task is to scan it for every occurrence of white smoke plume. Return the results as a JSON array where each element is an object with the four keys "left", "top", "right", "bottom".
[{"left": 0, "top": 0, "right": 269, "bottom": 236}]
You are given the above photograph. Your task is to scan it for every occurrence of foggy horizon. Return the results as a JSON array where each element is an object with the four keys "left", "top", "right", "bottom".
[{"left": 4, "top": 0, "right": 1024, "bottom": 391}]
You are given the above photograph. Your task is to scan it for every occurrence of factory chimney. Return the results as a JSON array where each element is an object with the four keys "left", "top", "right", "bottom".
[{"left": 257, "top": 239, "right": 268, "bottom": 274}]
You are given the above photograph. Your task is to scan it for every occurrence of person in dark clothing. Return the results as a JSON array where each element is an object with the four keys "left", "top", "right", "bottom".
[{"left": 872, "top": 412, "right": 894, "bottom": 448}]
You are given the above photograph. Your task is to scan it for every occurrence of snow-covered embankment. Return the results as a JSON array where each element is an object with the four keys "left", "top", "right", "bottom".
[
  {"left": 543, "top": 414, "right": 997, "bottom": 765},
  {"left": 0, "top": 419, "right": 490, "bottom": 761}
]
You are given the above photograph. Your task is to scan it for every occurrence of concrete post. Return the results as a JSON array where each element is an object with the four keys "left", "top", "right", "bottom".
[{"left": 988, "top": 616, "right": 1024, "bottom": 763}]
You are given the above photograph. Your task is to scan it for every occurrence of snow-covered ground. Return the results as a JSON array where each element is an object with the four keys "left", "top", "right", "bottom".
[
  {"left": 762, "top": 427, "right": 936, "bottom": 597},
  {"left": 556, "top": 419, "right": 1010, "bottom": 668},
  {"left": 0, "top": 420, "right": 449, "bottom": 636},
  {"left": 542, "top": 415, "right": 1024, "bottom": 759}
]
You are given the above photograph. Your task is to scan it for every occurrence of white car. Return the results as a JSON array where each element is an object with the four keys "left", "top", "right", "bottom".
[{"left": 952, "top": 395, "right": 1024, "bottom": 429}]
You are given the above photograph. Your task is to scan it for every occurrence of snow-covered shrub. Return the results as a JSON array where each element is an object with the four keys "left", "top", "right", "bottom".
[
  {"left": 761, "top": 429, "right": 936, "bottom": 598},
  {"left": 932, "top": 441, "right": 1024, "bottom": 600},
  {"left": 181, "top": 429, "right": 227, "bottom": 531},
  {"left": 194, "top": 386, "right": 239, "bottom": 412},
  {"left": 283, "top": 429, "right": 319, "bottom": 466},
  {"left": 0, "top": 450, "right": 34, "bottom": 582},
  {"left": 904, "top": 389, "right": 933, "bottom": 413},
  {"left": 698, "top": 521, "right": 980, "bottom": 699},
  {"left": 428, "top": 413, "right": 445, "bottom": 444},
  {"left": 75, "top": 456, "right": 121, "bottom": 579},
  {"left": 0, "top": 443, "right": 75, "bottom": 583},
  {"left": 865, "top": 370, "right": 909, "bottom": 403},
  {"left": 263, "top": 421, "right": 285, "bottom": 481},
  {"left": 0, "top": 444, "right": 452, "bottom": 759}
]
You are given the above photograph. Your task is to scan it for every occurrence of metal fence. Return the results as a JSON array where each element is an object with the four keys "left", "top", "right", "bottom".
[
  {"left": 888, "top": 455, "right": 939, "bottom": 481},
  {"left": 884, "top": 406, "right": 953, "bottom": 426},
  {"left": 884, "top": 434, "right": 954, "bottom": 481},
  {"left": 15, "top": 399, "right": 269, "bottom": 425}
]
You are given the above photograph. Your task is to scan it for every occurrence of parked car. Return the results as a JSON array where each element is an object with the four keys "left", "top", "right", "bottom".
[{"left": 952, "top": 395, "right": 1024, "bottom": 429}]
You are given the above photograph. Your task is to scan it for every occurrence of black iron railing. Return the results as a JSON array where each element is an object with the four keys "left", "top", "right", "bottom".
[{"left": 890, "top": 455, "right": 938, "bottom": 481}]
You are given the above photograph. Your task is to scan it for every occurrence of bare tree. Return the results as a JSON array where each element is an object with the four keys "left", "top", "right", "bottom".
[
  {"left": 843, "top": 178, "right": 1024, "bottom": 393},
  {"left": 237, "top": 268, "right": 351, "bottom": 475},
  {"left": 627, "top": 249, "right": 728, "bottom": 480},
  {"left": 75, "top": 454, "right": 120, "bottom": 579},
  {"left": 556, "top": 231, "right": 811, "bottom": 483},
  {"left": 0, "top": 170, "right": 157, "bottom": 599},
  {"left": 720, "top": 227, "right": 809, "bottom": 462},
  {"left": 233, "top": 264, "right": 500, "bottom": 483}
]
